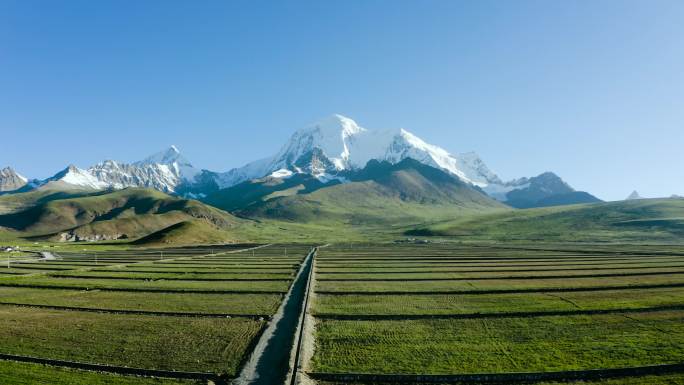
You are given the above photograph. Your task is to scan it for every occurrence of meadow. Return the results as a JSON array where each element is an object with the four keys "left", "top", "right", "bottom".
[
  {"left": 3, "top": 242, "right": 684, "bottom": 384},
  {"left": 0, "top": 244, "right": 312, "bottom": 384},
  {"left": 307, "top": 243, "right": 684, "bottom": 384}
]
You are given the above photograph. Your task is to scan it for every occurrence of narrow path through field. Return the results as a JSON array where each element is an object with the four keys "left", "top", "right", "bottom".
[{"left": 233, "top": 248, "right": 316, "bottom": 385}]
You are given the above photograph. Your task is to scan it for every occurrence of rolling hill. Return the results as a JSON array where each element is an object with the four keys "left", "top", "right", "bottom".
[
  {"left": 233, "top": 158, "right": 508, "bottom": 226},
  {"left": 408, "top": 197, "right": 684, "bottom": 243},
  {"left": 0, "top": 188, "right": 242, "bottom": 243}
]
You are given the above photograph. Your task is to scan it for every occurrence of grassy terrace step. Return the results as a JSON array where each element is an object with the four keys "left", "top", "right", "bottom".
[
  {"left": 0, "top": 288, "right": 283, "bottom": 314},
  {"left": 89, "top": 268, "right": 297, "bottom": 275},
  {"left": 0, "top": 268, "right": 67, "bottom": 275},
  {"left": 0, "top": 276, "right": 291, "bottom": 292},
  {"left": 49, "top": 271, "right": 294, "bottom": 280},
  {"left": 0, "top": 306, "right": 264, "bottom": 375},
  {"left": 90, "top": 268, "right": 296, "bottom": 274},
  {"left": 313, "top": 287, "right": 684, "bottom": 315},
  {"left": 315, "top": 259, "right": 684, "bottom": 268},
  {"left": 0, "top": 360, "right": 200, "bottom": 385},
  {"left": 315, "top": 373, "right": 684, "bottom": 384},
  {"left": 316, "top": 255, "right": 684, "bottom": 261},
  {"left": 312, "top": 311, "right": 684, "bottom": 374},
  {"left": 0, "top": 265, "right": 83, "bottom": 271},
  {"left": 12, "top": 262, "right": 121, "bottom": 267},
  {"left": 315, "top": 273, "right": 684, "bottom": 293},
  {"left": 316, "top": 263, "right": 684, "bottom": 275},
  {"left": 315, "top": 258, "right": 684, "bottom": 268},
  {"left": 315, "top": 268, "right": 684, "bottom": 281},
  {"left": 107, "top": 265, "right": 300, "bottom": 271}
]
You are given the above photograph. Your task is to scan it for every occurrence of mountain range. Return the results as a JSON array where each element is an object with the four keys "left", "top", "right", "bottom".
[
  {"left": 0, "top": 114, "right": 600, "bottom": 209},
  {"left": 2, "top": 114, "right": 682, "bottom": 245}
]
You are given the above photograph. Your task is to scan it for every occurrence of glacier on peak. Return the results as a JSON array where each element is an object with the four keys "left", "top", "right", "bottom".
[{"left": 216, "top": 114, "right": 502, "bottom": 189}]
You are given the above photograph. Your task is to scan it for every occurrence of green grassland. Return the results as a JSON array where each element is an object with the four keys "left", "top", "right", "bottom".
[
  {"left": 0, "top": 305, "right": 264, "bottom": 375},
  {"left": 0, "top": 189, "right": 97, "bottom": 215},
  {"left": 48, "top": 270, "right": 294, "bottom": 279},
  {"left": 312, "top": 311, "right": 684, "bottom": 374},
  {"left": 240, "top": 160, "right": 506, "bottom": 228},
  {"left": 310, "top": 244, "right": 684, "bottom": 382},
  {"left": 408, "top": 198, "right": 684, "bottom": 243},
  {"left": 0, "top": 275, "right": 291, "bottom": 292},
  {"left": 0, "top": 188, "right": 250, "bottom": 245},
  {"left": 0, "top": 244, "right": 312, "bottom": 383},
  {"left": 314, "top": 273, "right": 684, "bottom": 293},
  {"left": 314, "top": 287, "right": 684, "bottom": 315},
  {"left": 316, "top": 374, "right": 684, "bottom": 385},
  {"left": 0, "top": 360, "right": 200, "bottom": 385},
  {"left": 2, "top": 185, "right": 684, "bottom": 245},
  {"left": 0, "top": 287, "right": 282, "bottom": 314},
  {"left": 316, "top": 266, "right": 684, "bottom": 280}
]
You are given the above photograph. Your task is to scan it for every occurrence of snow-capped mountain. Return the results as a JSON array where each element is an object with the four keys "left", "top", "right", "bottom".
[
  {"left": 8, "top": 114, "right": 598, "bottom": 208},
  {"left": 134, "top": 145, "right": 201, "bottom": 182},
  {"left": 213, "top": 115, "right": 600, "bottom": 207},
  {"left": 0, "top": 167, "right": 28, "bottom": 192},
  {"left": 39, "top": 165, "right": 110, "bottom": 190},
  {"left": 32, "top": 146, "right": 201, "bottom": 193},
  {"left": 217, "top": 114, "right": 502, "bottom": 189}
]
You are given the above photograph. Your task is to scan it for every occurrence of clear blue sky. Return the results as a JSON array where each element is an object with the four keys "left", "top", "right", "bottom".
[{"left": 1, "top": 0, "right": 682, "bottom": 201}]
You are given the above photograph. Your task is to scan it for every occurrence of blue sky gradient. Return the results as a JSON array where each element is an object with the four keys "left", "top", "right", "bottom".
[{"left": 1, "top": 0, "right": 682, "bottom": 200}]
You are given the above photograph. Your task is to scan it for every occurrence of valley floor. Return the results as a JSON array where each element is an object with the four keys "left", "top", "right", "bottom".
[{"left": 0, "top": 242, "right": 683, "bottom": 384}]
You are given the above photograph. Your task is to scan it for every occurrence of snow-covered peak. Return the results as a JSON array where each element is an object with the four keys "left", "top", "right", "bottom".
[
  {"left": 137, "top": 145, "right": 185, "bottom": 166},
  {"left": 299, "top": 114, "right": 366, "bottom": 138},
  {"left": 135, "top": 146, "right": 200, "bottom": 182},
  {"left": 0, "top": 167, "right": 27, "bottom": 183},
  {"left": 275, "top": 114, "right": 366, "bottom": 171},
  {"left": 49, "top": 165, "right": 108, "bottom": 189},
  {"left": 217, "top": 115, "right": 503, "bottom": 188}
]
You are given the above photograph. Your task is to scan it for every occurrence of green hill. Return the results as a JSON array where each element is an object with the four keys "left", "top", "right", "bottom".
[
  {"left": 0, "top": 189, "right": 98, "bottom": 215},
  {"left": 0, "top": 188, "right": 242, "bottom": 242},
  {"left": 237, "top": 159, "right": 508, "bottom": 227},
  {"left": 132, "top": 220, "right": 238, "bottom": 245},
  {"left": 408, "top": 197, "right": 684, "bottom": 243},
  {"left": 204, "top": 173, "right": 332, "bottom": 212}
]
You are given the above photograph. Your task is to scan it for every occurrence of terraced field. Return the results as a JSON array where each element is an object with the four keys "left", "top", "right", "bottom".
[
  {"left": 0, "top": 244, "right": 313, "bottom": 384},
  {"left": 306, "top": 244, "right": 684, "bottom": 384}
]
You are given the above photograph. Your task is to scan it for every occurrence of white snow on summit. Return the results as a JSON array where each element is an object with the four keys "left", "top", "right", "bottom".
[
  {"left": 35, "top": 146, "right": 202, "bottom": 193},
  {"left": 217, "top": 114, "right": 503, "bottom": 189},
  {"left": 134, "top": 145, "right": 200, "bottom": 182},
  {"left": 270, "top": 169, "right": 294, "bottom": 178},
  {"left": 21, "top": 114, "right": 564, "bottom": 201},
  {"left": 43, "top": 165, "right": 109, "bottom": 190}
]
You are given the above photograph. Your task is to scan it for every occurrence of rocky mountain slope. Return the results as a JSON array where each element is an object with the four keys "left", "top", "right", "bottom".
[
  {"left": 0, "top": 167, "right": 28, "bottom": 192},
  {"left": 235, "top": 158, "right": 507, "bottom": 225},
  {"left": 502, "top": 172, "right": 601, "bottom": 208}
]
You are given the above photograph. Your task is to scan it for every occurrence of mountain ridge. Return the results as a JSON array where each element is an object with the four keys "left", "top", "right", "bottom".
[{"left": 2, "top": 114, "right": 598, "bottom": 208}]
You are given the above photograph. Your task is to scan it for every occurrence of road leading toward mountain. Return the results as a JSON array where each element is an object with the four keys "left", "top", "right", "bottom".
[{"left": 233, "top": 247, "right": 316, "bottom": 385}]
